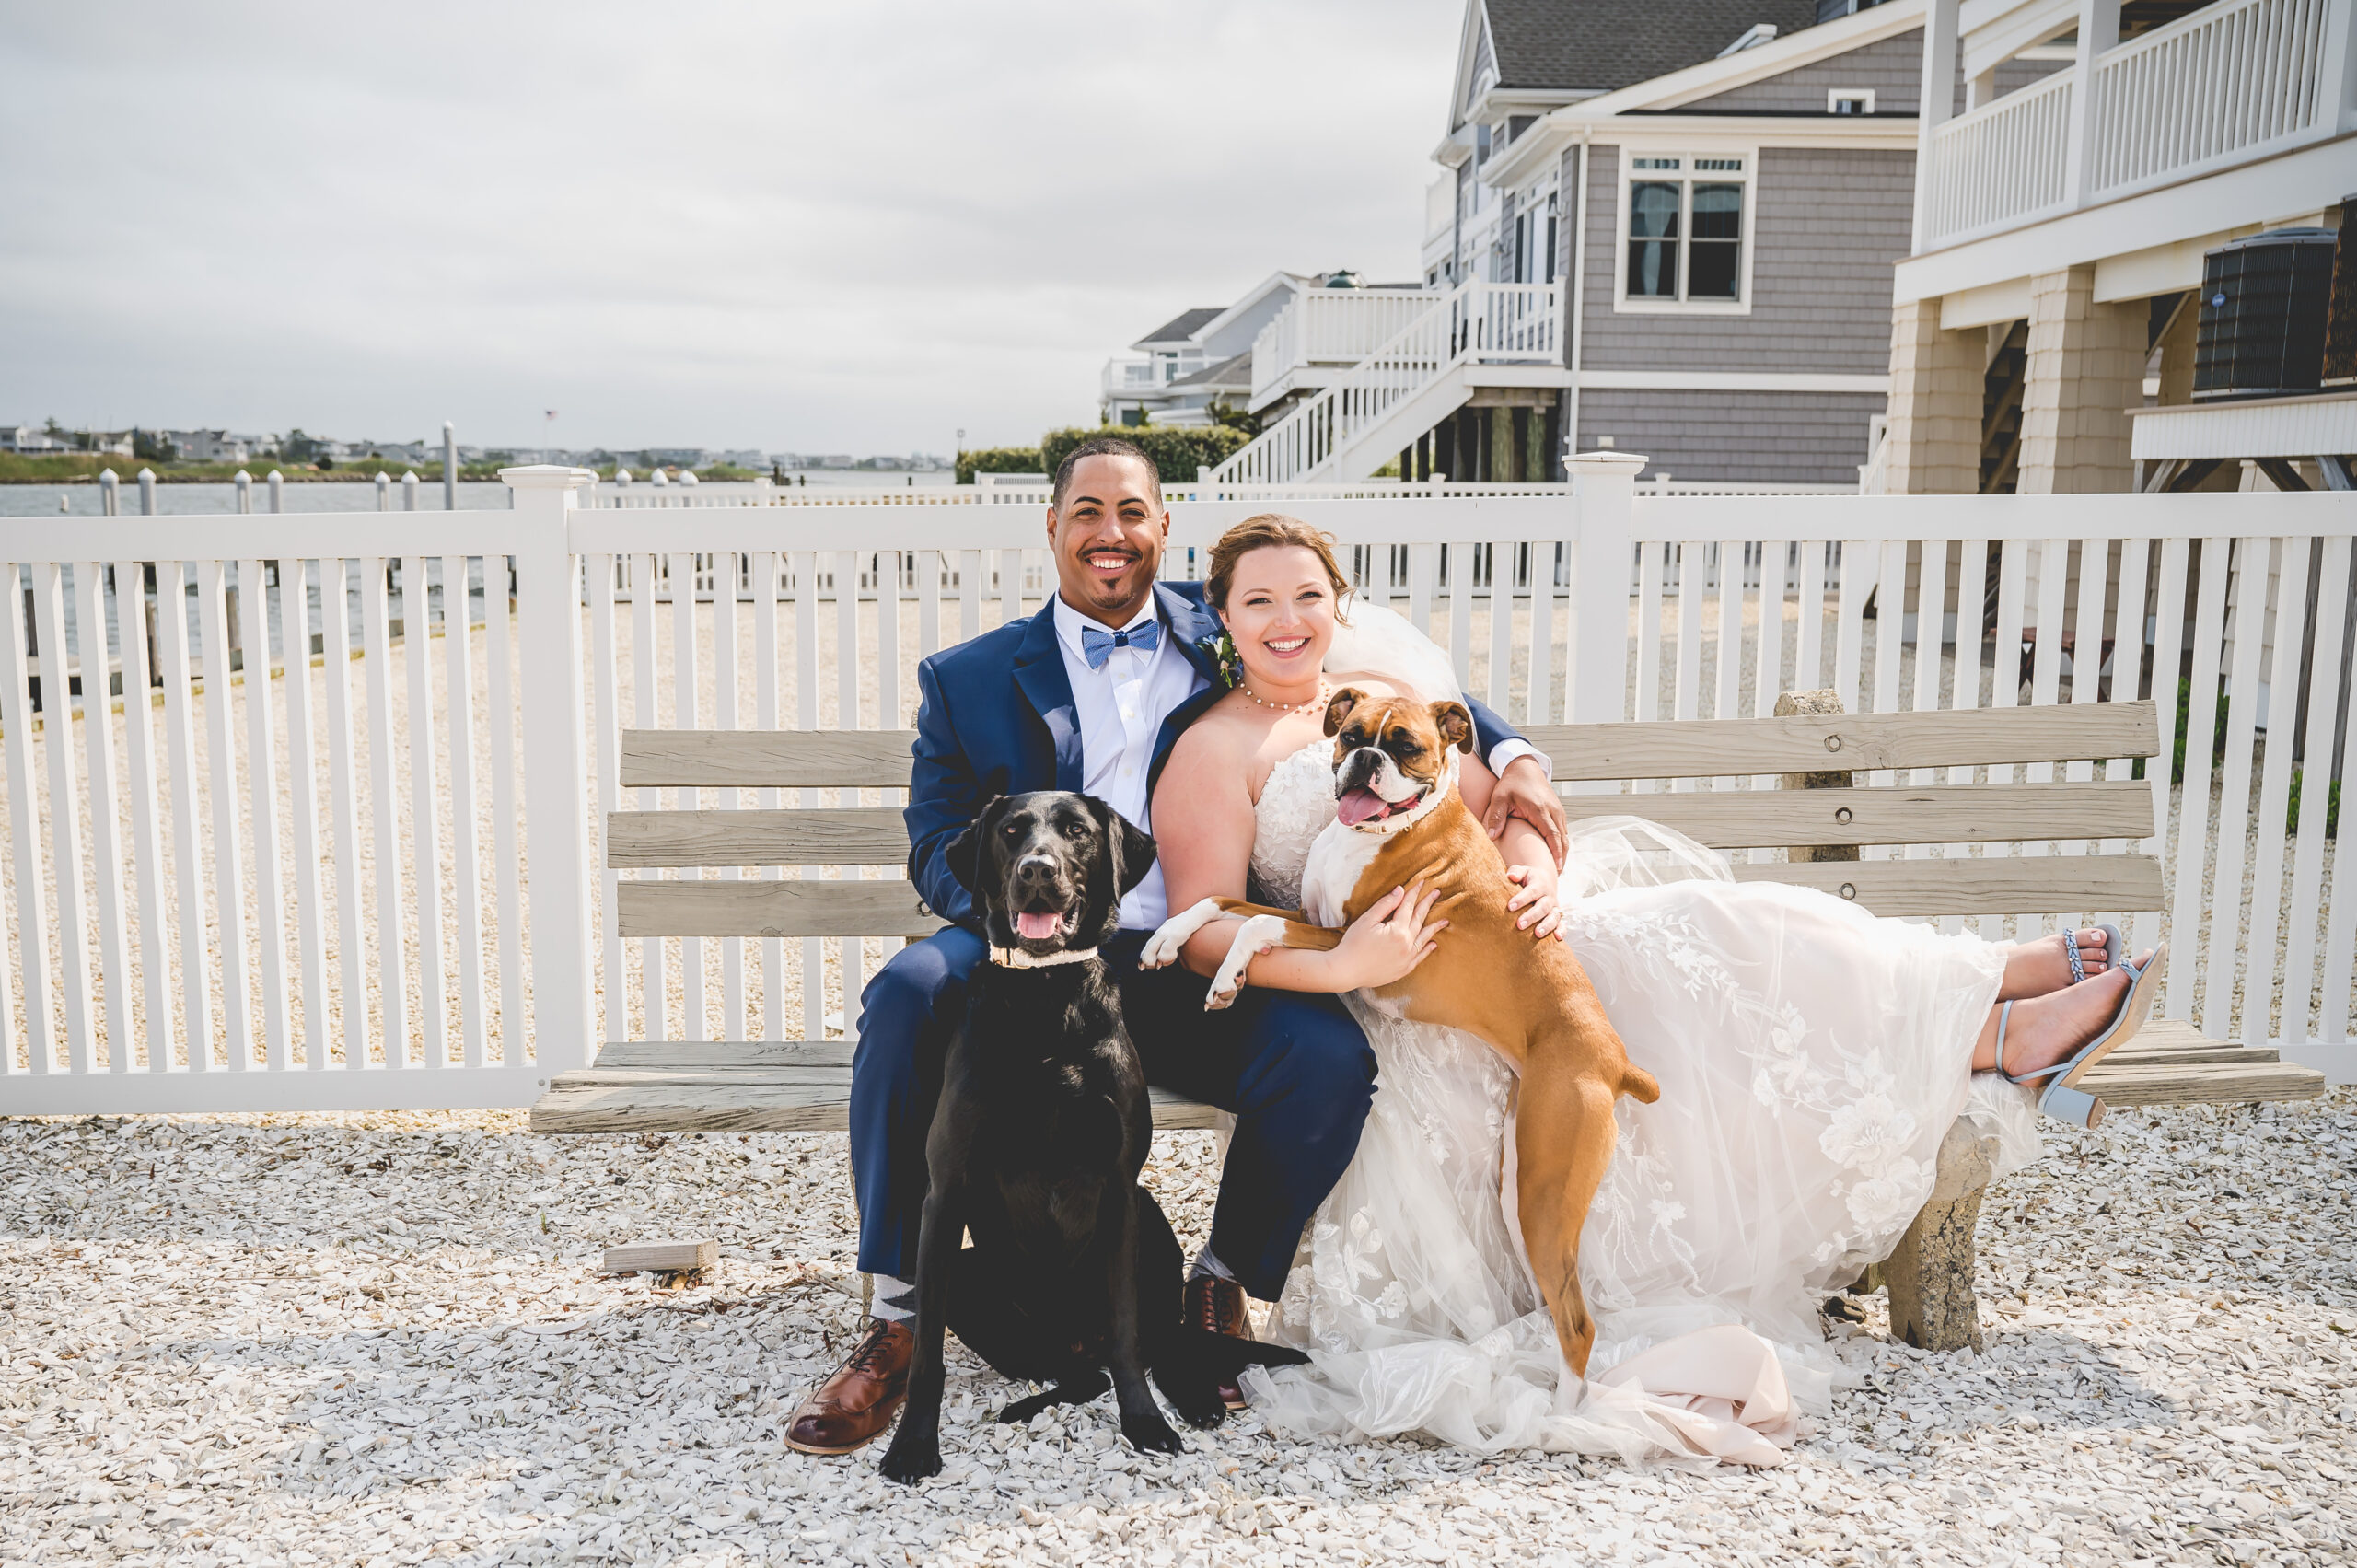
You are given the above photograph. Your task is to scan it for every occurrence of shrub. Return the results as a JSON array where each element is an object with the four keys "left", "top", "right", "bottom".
[
  {"left": 956, "top": 447, "right": 1044, "bottom": 485},
  {"left": 2287, "top": 769, "right": 2341, "bottom": 839},
  {"left": 2142, "top": 676, "right": 2339, "bottom": 837},
  {"left": 1039, "top": 424, "right": 1250, "bottom": 485}
]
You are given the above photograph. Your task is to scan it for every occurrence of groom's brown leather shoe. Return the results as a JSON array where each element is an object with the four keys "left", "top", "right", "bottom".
[
  {"left": 1185, "top": 1275, "right": 1252, "bottom": 1410},
  {"left": 784, "top": 1318, "right": 913, "bottom": 1455}
]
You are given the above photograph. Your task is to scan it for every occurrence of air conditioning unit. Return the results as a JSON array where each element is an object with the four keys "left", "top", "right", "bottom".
[
  {"left": 2194, "top": 227, "right": 2338, "bottom": 401},
  {"left": 2321, "top": 196, "right": 2357, "bottom": 389}
]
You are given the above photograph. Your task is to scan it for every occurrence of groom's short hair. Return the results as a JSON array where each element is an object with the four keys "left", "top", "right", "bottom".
[{"left": 1051, "top": 436, "right": 1162, "bottom": 509}]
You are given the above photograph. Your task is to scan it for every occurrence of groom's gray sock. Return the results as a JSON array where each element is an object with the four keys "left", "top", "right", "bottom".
[
  {"left": 1187, "top": 1249, "right": 1238, "bottom": 1286},
  {"left": 867, "top": 1273, "right": 914, "bottom": 1323}
]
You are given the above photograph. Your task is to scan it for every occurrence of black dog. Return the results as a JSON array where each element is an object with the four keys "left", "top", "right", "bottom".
[{"left": 877, "top": 791, "right": 1308, "bottom": 1484}]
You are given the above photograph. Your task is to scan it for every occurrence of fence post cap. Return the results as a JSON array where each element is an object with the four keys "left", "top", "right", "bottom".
[
  {"left": 1564, "top": 450, "right": 1648, "bottom": 478},
  {"left": 137, "top": 468, "right": 154, "bottom": 481},
  {"left": 500, "top": 464, "right": 598, "bottom": 492}
]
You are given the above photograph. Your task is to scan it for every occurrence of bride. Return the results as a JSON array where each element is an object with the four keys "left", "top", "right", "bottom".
[{"left": 1148, "top": 516, "right": 2159, "bottom": 1465}]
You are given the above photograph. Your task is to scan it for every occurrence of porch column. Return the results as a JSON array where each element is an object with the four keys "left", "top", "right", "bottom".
[
  {"left": 2061, "top": 0, "right": 2123, "bottom": 208},
  {"left": 2016, "top": 266, "right": 2143, "bottom": 494},
  {"left": 1909, "top": 0, "right": 1961, "bottom": 252},
  {"left": 1882, "top": 298, "right": 1980, "bottom": 494}
]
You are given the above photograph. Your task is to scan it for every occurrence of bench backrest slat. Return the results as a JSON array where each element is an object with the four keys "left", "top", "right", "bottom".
[
  {"left": 616, "top": 879, "right": 945, "bottom": 940},
  {"left": 606, "top": 778, "right": 2155, "bottom": 867},
  {"left": 1735, "top": 854, "right": 2165, "bottom": 917},
  {"left": 1525, "top": 702, "right": 2156, "bottom": 782},
  {"left": 607, "top": 807, "right": 910, "bottom": 867},
  {"left": 1563, "top": 778, "right": 2152, "bottom": 848},
  {"left": 619, "top": 704, "right": 2157, "bottom": 792},
  {"left": 620, "top": 728, "right": 917, "bottom": 789}
]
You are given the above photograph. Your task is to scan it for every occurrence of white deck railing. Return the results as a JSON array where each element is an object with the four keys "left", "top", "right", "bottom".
[
  {"left": 1922, "top": 69, "right": 2074, "bottom": 246},
  {"left": 1250, "top": 289, "right": 1444, "bottom": 406},
  {"left": 3, "top": 464, "right": 2353, "bottom": 1115},
  {"left": 1920, "top": 0, "right": 2354, "bottom": 249},
  {"left": 2087, "top": 0, "right": 2342, "bottom": 199},
  {"left": 1219, "top": 282, "right": 1562, "bottom": 485}
]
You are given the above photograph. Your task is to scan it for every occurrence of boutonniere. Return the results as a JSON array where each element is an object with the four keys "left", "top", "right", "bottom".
[{"left": 1195, "top": 631, "right": 1242, "bottom": 691}]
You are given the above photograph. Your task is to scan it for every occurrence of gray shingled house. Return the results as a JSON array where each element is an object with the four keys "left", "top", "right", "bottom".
[{"left": 1211, "top": 0, "right": 1955, "bottom": 488}]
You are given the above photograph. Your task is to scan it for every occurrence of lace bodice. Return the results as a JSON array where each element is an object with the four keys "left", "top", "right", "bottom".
[{"left": 1248, "top": 744, "right": 1337, "bottom": 909}]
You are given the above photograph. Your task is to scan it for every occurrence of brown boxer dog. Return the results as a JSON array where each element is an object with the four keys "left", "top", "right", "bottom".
[{"left": 1141, "top": 688, "right": 1660, "bottom": 1376}]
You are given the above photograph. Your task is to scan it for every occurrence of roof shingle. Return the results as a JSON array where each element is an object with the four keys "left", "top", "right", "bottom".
[
  {"left": 1480, "top": 0, "right": 1826, "bottom": 95},
  {"left": 1134, "top": 308, "right": 1224, "bottom": 347}
]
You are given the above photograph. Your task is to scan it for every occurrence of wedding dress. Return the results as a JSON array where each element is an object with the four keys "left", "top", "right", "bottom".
[{"left": 1233, "top": 738, "right": 2046, "bottom": 1466}]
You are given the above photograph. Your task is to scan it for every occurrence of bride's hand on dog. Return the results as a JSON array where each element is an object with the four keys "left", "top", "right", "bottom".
[
  {"left": 1504, "top": 865, "right": 1565, "bottom": 940},
  {"left": 1333, "top": 880, "right": 1446, "bottom": 988}
]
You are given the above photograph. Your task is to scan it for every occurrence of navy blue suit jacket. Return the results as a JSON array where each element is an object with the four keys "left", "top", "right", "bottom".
[{"left": 905, "top": 581, "right": 1530, "bottom": 933}]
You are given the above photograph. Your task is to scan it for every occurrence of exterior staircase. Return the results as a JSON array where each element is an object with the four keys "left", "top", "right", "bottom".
[{"left": 1212, "top": 280, "right": 1566, "bottom": 485}]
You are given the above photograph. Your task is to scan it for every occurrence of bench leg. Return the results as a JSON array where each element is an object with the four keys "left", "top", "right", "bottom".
[{"left": 1881, "top": 1118, "right": 1999, "bottom": 1353}]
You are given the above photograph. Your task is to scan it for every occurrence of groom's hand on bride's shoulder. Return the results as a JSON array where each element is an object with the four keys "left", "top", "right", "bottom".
[{"left": 1484, "top": 756, "right": 1569, "bottom": 866}]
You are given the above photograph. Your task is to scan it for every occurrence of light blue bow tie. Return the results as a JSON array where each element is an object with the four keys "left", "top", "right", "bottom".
[{"left": 1080, "top": 618, "right": 1160, "bottom": 669}]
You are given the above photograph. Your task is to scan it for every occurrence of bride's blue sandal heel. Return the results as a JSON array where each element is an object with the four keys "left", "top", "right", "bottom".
[{"left": 1996, "top": 941, "right": 2166, "bottom": 1129}]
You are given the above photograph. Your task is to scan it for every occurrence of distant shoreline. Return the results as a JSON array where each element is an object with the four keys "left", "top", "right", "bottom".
[{"left": 0, "top": 459, "right": 939, "bottom": 486}]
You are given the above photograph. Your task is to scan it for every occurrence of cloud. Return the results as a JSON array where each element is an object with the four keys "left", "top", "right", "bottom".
[{"left": 0, "top": 0, "right": 1456, "bottom": 451}]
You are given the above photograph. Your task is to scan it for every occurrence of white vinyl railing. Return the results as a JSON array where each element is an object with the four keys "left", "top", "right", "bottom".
[
  {"left": 1219, "top": 281, "right": 1562, "bottom": 485},
  {"left": 1250, "top": 289, "right": 1446, "bottom": 405},
  {"left": 2087, "top": 0, "right": 2341, "bottom": 198},
  {"left": 1921, "top": 0, "right": 2354, "bottom": 249},
  {"left": 4, "top": 464, "right": 2353, "bottom": 1114},
  {"left": 1922, "top": 69, "right": 2074, "bottom": 245}
]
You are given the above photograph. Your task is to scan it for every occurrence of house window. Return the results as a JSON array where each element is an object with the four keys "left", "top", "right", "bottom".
[
  {"left": 1512, "top": 191, "right": 1562, "bottom": 284},
  {"left": 1829, "top": 88, "right": 1875, "bottom": 114},
  {"left": 1621, "top": 153, "right": 1750, "bottom": 308}
]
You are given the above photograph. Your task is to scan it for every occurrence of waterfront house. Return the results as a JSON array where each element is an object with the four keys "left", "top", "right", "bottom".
[
  {"left": 1098, "top": 273, "right": 1414, "bottom": 428},
  {"left": 1213, "top": 0, "right": 1973, "bottom": 487},
  {"left": 1878, "top": 0, "right": 2355, "bottom": 496},
  {"left": 3, "top": 424, "right": 73, "bottom": 454}
]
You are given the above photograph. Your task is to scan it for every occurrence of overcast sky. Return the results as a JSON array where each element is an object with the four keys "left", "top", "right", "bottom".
[{"left": 1, "top": 2, "right": 1459, "bottom": 455}]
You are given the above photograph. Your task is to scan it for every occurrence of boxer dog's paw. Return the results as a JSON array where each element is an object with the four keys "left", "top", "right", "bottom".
[{"left": 1141, "top": 900, "right": 1218, "bottom": 970}]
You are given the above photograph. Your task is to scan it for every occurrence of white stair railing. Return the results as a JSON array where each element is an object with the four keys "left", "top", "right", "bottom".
[{"left": 1216, "top": 281, "right": 1561, "bottom": 485}]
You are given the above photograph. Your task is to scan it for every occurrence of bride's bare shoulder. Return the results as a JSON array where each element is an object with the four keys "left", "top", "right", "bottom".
[{"left": 1166, "top": 702, "right": 1256, "bottom": 777}]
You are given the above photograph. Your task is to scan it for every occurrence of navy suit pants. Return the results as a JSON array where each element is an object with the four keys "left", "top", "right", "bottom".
[{"left": 848, "top": 926, "right": 1376, "bottom": 1301}]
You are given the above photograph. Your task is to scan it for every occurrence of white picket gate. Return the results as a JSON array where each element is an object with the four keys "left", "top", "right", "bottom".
[{"left": 3, "top": 460, "right": 2352, "bottom": 1114}]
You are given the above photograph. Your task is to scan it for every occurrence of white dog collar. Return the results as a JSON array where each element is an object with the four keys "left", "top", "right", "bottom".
[{"left": 988, "top": 946, "right": 1100, "bottom": 969}]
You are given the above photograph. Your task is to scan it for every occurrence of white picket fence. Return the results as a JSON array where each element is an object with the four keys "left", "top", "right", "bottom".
[{"left": 2, "top": 459, "right": 2352, "bottom": 1115}]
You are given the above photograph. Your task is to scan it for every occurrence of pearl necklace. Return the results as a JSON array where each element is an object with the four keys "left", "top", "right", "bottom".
[{"left": 1239, "top": 678, "right": 1328, "bottom": 714}]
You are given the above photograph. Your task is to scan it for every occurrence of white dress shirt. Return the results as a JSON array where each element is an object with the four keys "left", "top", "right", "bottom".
[
  {"left": 1051, "top": 595, "right": 1206, "bottom": 930},
  {"left": 1049, "top": 594, "right": 1551, "bottom": 931}
]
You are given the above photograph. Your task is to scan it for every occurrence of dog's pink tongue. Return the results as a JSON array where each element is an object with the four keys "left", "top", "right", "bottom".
[
  {"left": 1336, "top": 788, "right": 1390, "bottom": 826},
  {"left": 1014, "top": 911, "right": 1062, "bottom": 941}
]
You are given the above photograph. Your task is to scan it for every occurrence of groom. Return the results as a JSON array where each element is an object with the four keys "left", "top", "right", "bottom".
[{"left": 785, "top": 436, "right": 1568, "bottom": 1455}]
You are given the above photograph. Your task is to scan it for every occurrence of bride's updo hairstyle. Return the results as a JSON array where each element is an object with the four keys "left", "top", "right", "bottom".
[{"left": 1204, "top": 514, "right": 1353, "bottom": 624}]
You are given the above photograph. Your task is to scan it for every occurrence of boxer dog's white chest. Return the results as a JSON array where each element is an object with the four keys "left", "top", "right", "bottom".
[{"left": 1301, "top": 819, "right": 1377, "bottom": 928}]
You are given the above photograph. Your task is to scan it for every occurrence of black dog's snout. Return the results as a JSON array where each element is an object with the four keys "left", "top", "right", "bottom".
[{"left": 1014, "top": 852, "right": 1062, "bottom": 889}]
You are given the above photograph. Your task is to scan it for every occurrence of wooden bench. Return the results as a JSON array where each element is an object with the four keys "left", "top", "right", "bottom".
[{"left": 533, "top": 697, "right": 2324, "bottom": 1348}]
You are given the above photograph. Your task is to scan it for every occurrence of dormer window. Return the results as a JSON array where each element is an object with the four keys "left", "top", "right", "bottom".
[{"left": 1829, "top": 89, "right": 1875, "bottom": 114}]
